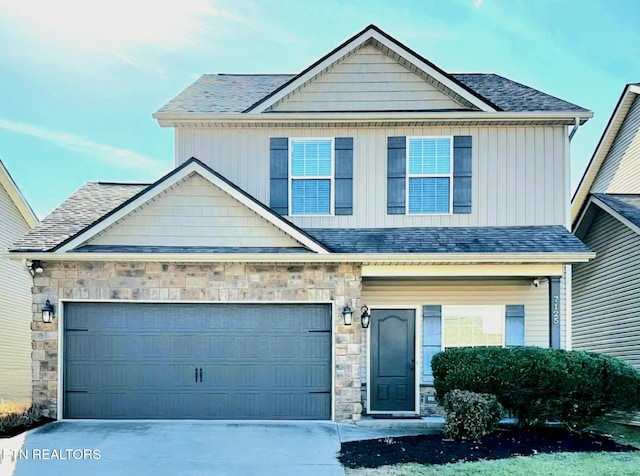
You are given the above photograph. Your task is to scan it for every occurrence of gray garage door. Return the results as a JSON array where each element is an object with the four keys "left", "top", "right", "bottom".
[{"left": 64, "top": 302, "right": 331, "bottom": 419}]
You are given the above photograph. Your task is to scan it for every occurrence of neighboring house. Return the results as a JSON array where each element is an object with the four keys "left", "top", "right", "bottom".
[
  {"left": 10, "top": 25, "right": 594, "bottom": 422},
  {"left": 572, "top": 84, "right": 640, "bottom": 374},
  {"left": 0, "top": 160, "right": 38, "bottom": 402}
]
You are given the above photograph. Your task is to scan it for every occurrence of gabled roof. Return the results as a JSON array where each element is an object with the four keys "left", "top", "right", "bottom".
[
  {"left": 12, "top": 158, "right": 329, "bottom": 254},
  {"left": 0, "top": 159, "right": 38, "bottom": 228},
  {"left": 244, "top": 24, "right": 498, "bottom": 114},
  {"left": 154, "top": 25, "right": 589, "bottom": 119},
  {"left": 571, "top": 84, "right": 640, "bottom": 227},
  {"left": 575, "top": 193, "right": 640, "bottom": 239},
  {"left": 307, "top": 226, "right": 590, "bottom": 254}
]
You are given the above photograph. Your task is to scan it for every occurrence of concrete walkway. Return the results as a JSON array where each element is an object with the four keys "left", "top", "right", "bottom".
[{"left": 0, "top": 421, "right": 432, "bottom": 476}]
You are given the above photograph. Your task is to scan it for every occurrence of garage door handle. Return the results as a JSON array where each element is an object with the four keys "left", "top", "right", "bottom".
[
  {"left": 199, "top": 368, "right": 203, "bottom": 383},
  {"left": 195, "top": 367, "right": 199, "bottom": 383}
]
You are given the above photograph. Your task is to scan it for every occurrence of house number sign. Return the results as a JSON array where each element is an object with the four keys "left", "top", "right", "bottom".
[{"left": 549, "top": 276, "right": 561, "bottom": 349}]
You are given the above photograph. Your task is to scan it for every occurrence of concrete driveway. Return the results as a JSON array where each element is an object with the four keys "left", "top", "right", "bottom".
[{"left": 0, "top": 421, "right": 427, "bottom": 476}]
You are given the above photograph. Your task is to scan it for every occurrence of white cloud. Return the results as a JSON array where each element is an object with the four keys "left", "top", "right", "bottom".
[
  {"left": 0, "top": 118, "right": 166, "bottom": 173},
  {"left": 0, "top": 0, "right": 237, "bottom": 70},
  {"left": 474, "top": 0, "right": 484, "bottom": 7}
]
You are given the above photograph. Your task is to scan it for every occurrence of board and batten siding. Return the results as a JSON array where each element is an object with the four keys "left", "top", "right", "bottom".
[
  {"left": 0, "top": 182, "right": 32, "bottom": 402},
  {"left": 270, "top": 44, "right": 466, "bottom": 112},
  {"left": 89, "top": 173, "right": 300, "bottom": 248},
  {"left": 591, "top": 96, "right": 640, "bottom": 194},
  {"left": 175, "top": 125, "right": 567, "bottom": 228},
  {"left": 573, "top": 210, "right": 640, "bottom": 370}
]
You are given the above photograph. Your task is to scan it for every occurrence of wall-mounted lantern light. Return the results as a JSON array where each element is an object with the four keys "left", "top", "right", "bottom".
[
  {"left": 361, "top": 305, "right": 371, "bottom": 328},
  {"left": 342, "top": 306, "right": 353, "bottom": 325},
  {"left": 29, "top": 260, "right": 44, "bottom": 276},
  {"left": 42, "top": 300, "right": 55, "bottom": 323}
]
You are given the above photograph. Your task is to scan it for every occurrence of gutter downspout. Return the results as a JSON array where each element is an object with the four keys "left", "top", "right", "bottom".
[{"left": 568, "top": 117, "right": 580, "bottom": 141}]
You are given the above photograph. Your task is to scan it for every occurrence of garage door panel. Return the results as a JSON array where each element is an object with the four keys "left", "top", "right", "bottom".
[{"left": 64, "top": 303, "right": 331, "bottom": 419}]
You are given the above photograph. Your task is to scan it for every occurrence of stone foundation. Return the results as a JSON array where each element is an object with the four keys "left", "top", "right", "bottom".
[{"left": 31, "top": 261, "right": 363, "bottom": 421}]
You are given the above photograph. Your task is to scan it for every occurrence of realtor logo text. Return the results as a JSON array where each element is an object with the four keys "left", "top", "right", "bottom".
[{"left": 1, "top": 449, "right": 100, "bottom": 461}]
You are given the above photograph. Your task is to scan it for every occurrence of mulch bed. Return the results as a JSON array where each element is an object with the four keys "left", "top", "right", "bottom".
[
  {"left": 339, "top": 427, "right": 638, "bottom": 468},
  {"left": 0, "top": 418, "right": 55, "bottom": 439}
]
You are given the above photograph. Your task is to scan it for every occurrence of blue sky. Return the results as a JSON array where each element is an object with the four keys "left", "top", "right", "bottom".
[{"left": 0, "top": 0, "right": 638, "bottom": 217}]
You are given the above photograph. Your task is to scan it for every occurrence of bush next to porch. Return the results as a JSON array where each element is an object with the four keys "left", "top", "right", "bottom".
[
  {"left": 441, "top": 390, "right": 503, "bottom": 440},
  {"left": 432, "top": 347, "right": 640, "bottom": 428}
]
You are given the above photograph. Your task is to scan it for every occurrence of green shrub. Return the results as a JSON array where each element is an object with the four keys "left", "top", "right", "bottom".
[
  {"left": 442, "top": 390, "right": 503, "bottom": 440},
  {"left": 432, "top": 347, "right": 640, "bottom": 429}
]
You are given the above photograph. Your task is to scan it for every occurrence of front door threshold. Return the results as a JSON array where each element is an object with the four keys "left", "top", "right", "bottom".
[{"left": 369, "top": 414, "right": 422, "bottom": 420}]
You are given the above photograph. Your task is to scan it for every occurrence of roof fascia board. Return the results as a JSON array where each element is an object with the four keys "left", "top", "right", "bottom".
[
  {"left": 56, "top": 159, "right": 329, "bottom": 254},
  {"left": 0, "top": 160, "right": 38, "bottom": 227},
  {"left": 154, "top": 111, "right": 593, "bottom": 125},
  {"left": 245, "top": 26, "right": 498, "bottom": 114},
  {"left": 571, "top": 84, "right": 639, "bottom": 225},
  {"left": 590, "top": 196, "right": 640, "bottom": 237},
  {"left": 7, "top": 251, "right": 595, "bottom": 264}
]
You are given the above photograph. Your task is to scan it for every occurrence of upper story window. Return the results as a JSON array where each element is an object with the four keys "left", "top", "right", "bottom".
[
  {"left": 290, "top": 138, "right": 334, "bottom": 215},
  {"left": 407, "top": 137, "right": 452, "bottom": 214}
]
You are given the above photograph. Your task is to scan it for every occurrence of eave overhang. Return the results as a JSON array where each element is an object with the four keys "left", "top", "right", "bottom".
[
  {"left": 7, "top": 251, "right": 595, "bottom": 264},
  {"left": 153, "top": 111, "right": 593, "bottom": 128}
]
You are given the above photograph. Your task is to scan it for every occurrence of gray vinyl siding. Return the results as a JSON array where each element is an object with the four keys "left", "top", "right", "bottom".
[
  {"left": 269, "top": 44, "right": 466, "bottom": 112},
  {"left": 89, "top": 174, "right": 300, "bottom": 248},
  {"left": 175, "top": 125, "right": 567, "bottom": 228},
  {"left": 573, "top": 210, "right": 640, "bottom": 370},
  {"left": 0, "top": 183, "right": 33, "bottom": 402},
  {"left": 591, "top": 96, "right": 640, "bottom": 194}
]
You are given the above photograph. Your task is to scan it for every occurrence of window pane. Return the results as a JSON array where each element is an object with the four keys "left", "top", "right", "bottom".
[
  {"left": 291, "top": 139, "right": 332, "bottom": 177},
  {"left": 408, "top": 177, "right": 450, "bottom": 213},
  {"left": 408, "top": 137, "right": 451, "bottom": 175},
  {"left": 291, "top": 179, "right": 331, "bottom": 214},
  {"left": 443, "top": 306, "right": 504, "bottom": 348}
]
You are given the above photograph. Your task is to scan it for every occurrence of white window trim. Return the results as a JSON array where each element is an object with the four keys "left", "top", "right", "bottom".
[
  {"left": 440, "top": 304, "right": 507, "bottom": 351},
  {"left": 288, "top": 137, "right": 335, "bottom": 216},
  {"left": 406, "top": 136, "right": 454, "bottom": 216}
]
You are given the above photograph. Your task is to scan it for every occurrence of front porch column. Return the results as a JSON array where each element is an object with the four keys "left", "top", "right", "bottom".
[{"left": 549, "top": 276, "right": 561, "bottom": 348}]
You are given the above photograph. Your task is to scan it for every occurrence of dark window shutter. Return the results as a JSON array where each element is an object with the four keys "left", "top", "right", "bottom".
[
  {"left": 505, "top": 305, "right": 525, "bottom": 347},
  {"left": 334, "top": 137, "right": 353, "bottom": 215},
  {"left": 387, "top": 136, "right": 406, "bottom": 214},
  {"left": 270, "top": 138, "right": 288, "bottom": 215},
  {"left": 422, "top": 305, "right": 442, "bottom": 384},
  {"left": 453, "top": 135, "right": 472, "bottom": 214}
]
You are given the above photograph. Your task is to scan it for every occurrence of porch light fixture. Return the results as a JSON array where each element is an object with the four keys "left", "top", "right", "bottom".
[
  {"left": 360, "top": 305, "right": 371, "bottom": 329},
  {"left": 42, "top": 300, "right": 55, "bottom": 323},
  {"left": 29, "top": 260, "right": 44, "bottom": 276},
  {"left": 342, "top": 306, "right": 353, "bottom": 325}
]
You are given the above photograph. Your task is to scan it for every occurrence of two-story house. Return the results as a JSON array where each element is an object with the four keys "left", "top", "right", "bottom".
[{"left": 10, "top": 25, "right": 593, "bottom": 422}]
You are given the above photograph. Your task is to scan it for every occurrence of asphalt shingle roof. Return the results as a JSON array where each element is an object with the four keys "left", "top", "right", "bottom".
[
  {"left": 593, "top": 193, "right": 640, "bottom": 229},
  {"left": 11, "top": 178, "right": 590, "bottom": 255},
  {"left": 11, "top": 182, "right": 147, "bottom": 252},
  {"left": 155, "top": 73, "right": 588, "bottom": 115},
  {"left": 306, "top": 226, "right": 589, "bottom": 254}
]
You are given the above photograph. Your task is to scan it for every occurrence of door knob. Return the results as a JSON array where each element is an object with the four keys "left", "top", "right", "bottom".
[{"left": 409, "top": 358, "right": 415, "bottom": 370}]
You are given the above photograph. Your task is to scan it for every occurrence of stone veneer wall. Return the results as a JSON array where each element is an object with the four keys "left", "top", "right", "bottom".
[{"left": 31, "top": 261, "right": 363, "bottom": 422}]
